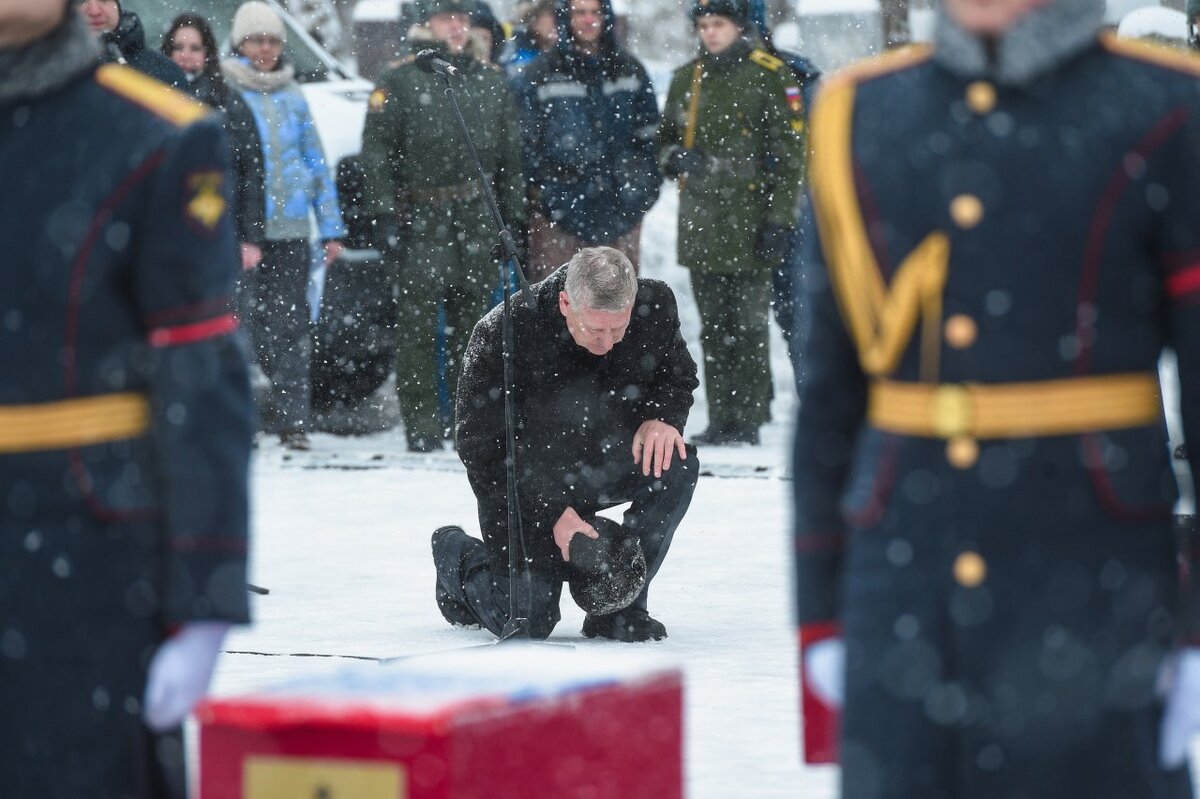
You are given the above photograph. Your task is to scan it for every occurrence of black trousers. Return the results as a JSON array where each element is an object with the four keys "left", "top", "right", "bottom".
[
  {"left": 441, "top": 447, "right": 699, "bottom": 639},
  {"left": 239, "top": 239, "right": 312, "bottom": 431}
]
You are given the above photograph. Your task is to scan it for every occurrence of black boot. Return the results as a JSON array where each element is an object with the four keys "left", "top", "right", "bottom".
[
  {"left": 431, "top": 526, "right": 485, "bottom": 628},
  {"left": 582, "top": 607, "right": 667, "bottom": 642}
]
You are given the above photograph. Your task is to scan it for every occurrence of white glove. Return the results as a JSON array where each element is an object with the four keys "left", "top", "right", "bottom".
[
  {"left": 1160, "top": 647, "right": 1200, "bottom": 769},
  {"left": 143, "top": 622, "right": 230, "bottom": 732},
  {"left": 804, "top": 636, "right": 846, "bottom": 708}
]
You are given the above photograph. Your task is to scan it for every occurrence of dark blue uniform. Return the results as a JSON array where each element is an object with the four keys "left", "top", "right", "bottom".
[
  {"left": 793, "top": 38, "right": 1200, "bottom": 798},
  {"left": 512, "top": 0, "right": 661, "bottom": 251},
  {"left": 0, "top": 61, "right": 253, "bottom": 796}
]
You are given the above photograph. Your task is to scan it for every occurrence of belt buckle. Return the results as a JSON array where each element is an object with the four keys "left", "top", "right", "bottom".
[{"left": 931, "top": 384, "right": 972, "bottom": 439}]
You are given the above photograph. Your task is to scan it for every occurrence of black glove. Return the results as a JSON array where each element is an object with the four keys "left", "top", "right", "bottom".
[
  {"left": 374, "top": 216, "right": 405, "bottom": 255},
  {"left": 662, "top": 147, "right": 707, "bottom": 179},
  {"left": 754, "top": 223, "right": 794, "bottom": 265}
]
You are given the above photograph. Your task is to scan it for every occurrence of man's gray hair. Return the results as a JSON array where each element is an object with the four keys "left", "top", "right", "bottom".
[{"left": 564, "top": 247, "right": 638, "bottom": 312}]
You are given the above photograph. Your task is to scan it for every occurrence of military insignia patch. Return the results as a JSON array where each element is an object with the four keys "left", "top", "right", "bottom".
[
  {"left": 184, "top": 171, "right": 226, "bottom": 233},
  {"left": 785, "top": 86, "right": 804, "bottom": 115},
  {"left": 369, "top": 88, "right": 387, "bottom": 112}
]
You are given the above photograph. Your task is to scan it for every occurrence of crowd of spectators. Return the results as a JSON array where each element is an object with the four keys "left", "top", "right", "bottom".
[{"left": 103, "top": 0, "right": 816, "bottom": 451}]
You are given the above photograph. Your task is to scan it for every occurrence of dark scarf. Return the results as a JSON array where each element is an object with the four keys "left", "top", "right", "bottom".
[
  {"left": 0, "top": 12, "right": 99, "bottom": 104},
  {"left": 933, "top": 0, "right": 1105, "bottom": 88}
]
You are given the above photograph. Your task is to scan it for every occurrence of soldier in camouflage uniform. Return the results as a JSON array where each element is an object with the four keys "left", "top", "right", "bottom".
[
  {"left": 360, "top": 0, "right": 525, "bottom": 452},
  {"left": 658, "top": 0, "right": 806, "bottom": 446}
]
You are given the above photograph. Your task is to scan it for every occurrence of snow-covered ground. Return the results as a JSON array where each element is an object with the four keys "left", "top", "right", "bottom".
[{"left": 206, "top": 183, "right": 1197, "bottom": 796}]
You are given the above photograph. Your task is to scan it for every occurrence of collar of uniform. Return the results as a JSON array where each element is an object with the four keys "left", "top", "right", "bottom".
[
  {"left": 0, "top": 13, "right": 99, "bottom": 105},
  {"left": 703, "top": 37, "right": 753, "bottom": 74},
  {"left": 932, "top": 0, "right": 1104, "bottom": 88}
]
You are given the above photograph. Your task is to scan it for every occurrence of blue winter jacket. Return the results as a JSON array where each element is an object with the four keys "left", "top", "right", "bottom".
[
  {"left": 229, "top": 58, "right": 345, "bottom": 242},
  {"left": 511, "top": 0, "right": 660, "bottom": 244}
]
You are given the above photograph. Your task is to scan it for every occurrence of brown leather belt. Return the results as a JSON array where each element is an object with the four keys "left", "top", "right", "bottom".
[
  {"left": 0, "top": 393, "right": 150, "bottom": 453},
  {"left": 869, "top": 373, "right": 1162, "bottom": 439}
]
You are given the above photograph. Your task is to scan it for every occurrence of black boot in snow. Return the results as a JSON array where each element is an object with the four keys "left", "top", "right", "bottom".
[
  {"left": 582, "top": 607, "right": 667, "bottom": 642},
  {"left": 431, "top": 526, "right": 482, "bottom": 627}
]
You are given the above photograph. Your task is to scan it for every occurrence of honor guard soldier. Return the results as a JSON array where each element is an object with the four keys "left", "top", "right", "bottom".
[
  {"left": 360, "top": 0, "right": 525, "bottom": 453},
  {"left": 659, "top": 0, "right": 807, "bottom": 446},
  {"left": 1, "top": 3, "right": 253, "bottom": 795},
  {"left": 792, "top": 0, "right": 1200, "bottom": 795}
]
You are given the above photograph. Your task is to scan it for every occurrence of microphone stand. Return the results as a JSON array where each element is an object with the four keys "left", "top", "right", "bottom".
[{"left": 434, "top": 68, "right": 535, "bottom": 643}]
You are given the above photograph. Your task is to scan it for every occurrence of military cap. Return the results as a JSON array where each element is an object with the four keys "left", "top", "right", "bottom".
[
  {"left": 414, "top": 0, "right": 473, "bottom": 23},
  {"left": 690, "top": 0, "right": 750, "bottom": 27},
  {"left": 567, "top": 517, "right": 647, "bottom": 616}
]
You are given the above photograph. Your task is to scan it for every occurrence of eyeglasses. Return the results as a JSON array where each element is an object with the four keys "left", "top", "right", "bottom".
[{"left": 241, "top": 35, "right": 283, "bottom": 48}]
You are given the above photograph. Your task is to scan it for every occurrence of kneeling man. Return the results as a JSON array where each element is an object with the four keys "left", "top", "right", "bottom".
[{"left": 434, "top": 246, "right": 699, "bottom": 641}]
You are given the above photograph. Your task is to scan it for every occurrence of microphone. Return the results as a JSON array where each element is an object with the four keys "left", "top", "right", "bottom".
[{"left": 414, "top": 49, "right": 461, "bottom": 77}]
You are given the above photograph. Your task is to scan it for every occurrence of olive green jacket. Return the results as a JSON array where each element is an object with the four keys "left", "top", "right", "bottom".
[
  {"left": 360, "top": 42, "right": 525, "bottom": 230},
  {"left": 659, "top": 39, "right": 807, "bottom": 273}
]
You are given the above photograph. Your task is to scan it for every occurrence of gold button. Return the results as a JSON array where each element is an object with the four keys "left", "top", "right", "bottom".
[
  {"left": 950, "top": 194, "right": 984, "bottom": 229},
  {"left": 965, "top": 81, "right": 996, "bottom": 114},
  {"left": 931, "top": 384, "right": 972, "bottom": 439},
  {"left": 954, "top": 551, "right": 987, "bottom": 587},
  {"left": 944, "top": 314, "right": 978, "bottom": 349},
  {"left": 946, "top": 436, "right": 979, "bottom": 469}
]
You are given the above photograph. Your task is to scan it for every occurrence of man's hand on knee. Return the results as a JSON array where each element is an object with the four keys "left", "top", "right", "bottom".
[
  {"left": 632, "top": 420, "right": 686, "bottom": 478},
  {"left": 553, "top": 506, "right": 599, "bottom": 561}
]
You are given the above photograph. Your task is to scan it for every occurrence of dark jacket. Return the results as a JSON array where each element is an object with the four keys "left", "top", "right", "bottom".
[
  {"left": 186, "top": 71, "right": 266, "bottom": 244},
  {"left": 456, "top": 266, "right": 698, "bottom": 568},
  {"left": 0, "top": 28, "right": 252, "bottom": 796},
  {"left": 511, "top": 0, "right": 660, "bottom": 243},
  {"left": 793, "top": 35, "right": 1200, "bottom": 797},
  {"left": 100, "top": 11, "right": 188, "bottom": 90}
]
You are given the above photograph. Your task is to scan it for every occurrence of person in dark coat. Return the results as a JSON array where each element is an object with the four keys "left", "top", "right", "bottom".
[
  {"left": 0, "top": 3, "right": 254, "bottom": 796},
  {"left": 434, "top": 247, "right": 700, "bottom": 641},
  {"left": 78, "top": 0, "right": 188, "bottom": 90},
  {"left": 163, "top": 13, "right": 266, "bottom": 271},
  {"left": 792, "top": 0, "right": 1200, "bottom": 795},
  {"left": 511, "top": 0, "right": 660, "bottom": 281}
]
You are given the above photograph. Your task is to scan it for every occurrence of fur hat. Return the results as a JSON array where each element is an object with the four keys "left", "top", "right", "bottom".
[
  {"left": 567, "top": 517, "right": 647, "bottom": 616},
  {"left": 690, "top": 0, "right": 750, "bottom": 27},
  {"left": 231, "top": 1, "right": 286, "bottom": 44}
]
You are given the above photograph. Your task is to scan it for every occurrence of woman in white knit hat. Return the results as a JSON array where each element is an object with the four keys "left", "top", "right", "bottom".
[{"left": 222, "top": 1, "right": 346, "bottom": 451}]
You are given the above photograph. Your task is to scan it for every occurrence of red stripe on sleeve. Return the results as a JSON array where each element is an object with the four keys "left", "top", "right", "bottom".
[
  {"left": 1167, "top": 265, "right": 1200, "bottom": 299},
  {"left": 148, "top": 313, "right": 238, "bottom": 347}
]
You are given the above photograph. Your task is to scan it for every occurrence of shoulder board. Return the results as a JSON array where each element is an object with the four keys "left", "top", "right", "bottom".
[
  {"left": 750, "top": 48, "right": 785, "bottom": 73},
  {"left": 1100, "top": 33, "right": 1200, "bottom": 78},
  {"left": 95, "top": 64, "right": 208, "bottom": 127}
]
